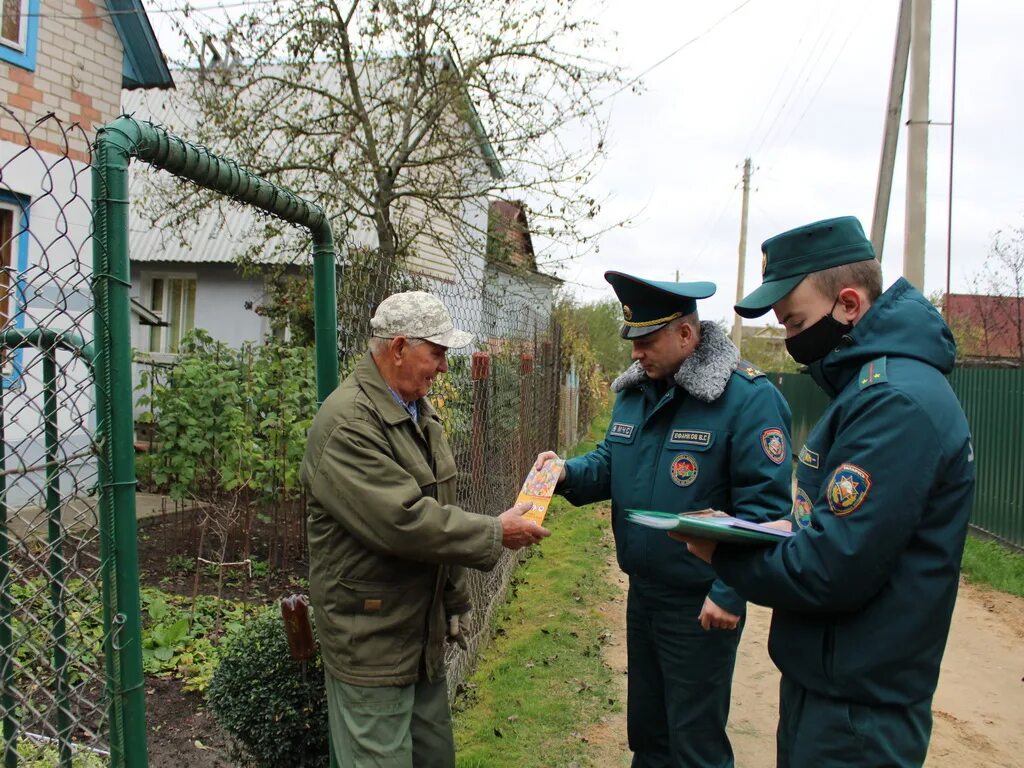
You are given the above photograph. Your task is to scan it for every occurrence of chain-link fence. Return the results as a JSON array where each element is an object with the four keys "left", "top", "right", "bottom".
[
  {"left": 2, "top": 103, "right": 588, "bottom": 764},
  {"left": 131, "top": 266, "right": 568, "bottom": 697},
  {"left": 0, "top": 109, "right": 117, "bottom": 766}
]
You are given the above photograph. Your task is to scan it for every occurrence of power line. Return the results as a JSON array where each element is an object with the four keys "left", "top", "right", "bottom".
[
  {"left": 596, "top": 0, "right": 759, "bottom": 106},
  {"left": 768, "top": 0, "right": 874, "bottom": 162}
]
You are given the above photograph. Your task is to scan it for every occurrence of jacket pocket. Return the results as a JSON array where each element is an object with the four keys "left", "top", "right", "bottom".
[
  {"left": 328, "top": 576, "right": 430, "bottom": 672},
  {"left": 406, "top": 460, "right": 438, "bottom": 500}
]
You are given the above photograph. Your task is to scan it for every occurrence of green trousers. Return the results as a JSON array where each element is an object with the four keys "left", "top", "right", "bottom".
[
  {"left": 626, "top": 581, "right": 743, "bottom": 768},
  {"left": 325, "top": 671, "right": 455, "bottom": 768},
  {"left": 777, "top": 676, "right": 932, "bottom": 767}
]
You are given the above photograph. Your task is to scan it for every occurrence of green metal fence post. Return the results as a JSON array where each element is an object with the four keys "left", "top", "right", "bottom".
[
  {"left": 92, "top": 134, "right": 149, "bottom": 768},
  {"left": 42, "top": 351, "right": 72, "bottom": 768},
  {"left": 0, "top": 384, "right": 14, "bottom": 768},
  {"left": 313, "top": 228, "right": 339, "bottom": 403}
]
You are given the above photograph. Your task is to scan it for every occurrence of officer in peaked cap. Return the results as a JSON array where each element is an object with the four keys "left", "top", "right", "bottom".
[
  {"left": 681, "top": 216, "right": 975, "bottom": 767},
  {"left": 534, "top": 271, "right": 793, "bottom": 767}
]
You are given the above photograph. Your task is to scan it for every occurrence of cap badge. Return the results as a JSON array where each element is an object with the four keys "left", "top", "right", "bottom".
[
  {"left": 761, "top": 251, "right": 768, "bottom": 276},
  {"left": 622, "top": 304, "right": 633, "bottom": 321}
]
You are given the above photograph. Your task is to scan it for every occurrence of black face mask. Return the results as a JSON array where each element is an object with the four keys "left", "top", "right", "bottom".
[{"left": 785, "top": 298, "right": 853, "bottom": 365}]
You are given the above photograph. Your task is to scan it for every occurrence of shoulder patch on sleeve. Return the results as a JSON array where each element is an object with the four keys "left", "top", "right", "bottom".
[
  {"left": 858, "top": 356, "right": 888, "bottom": 390},
  {"left": 733, "top": 359, "right": 766, "bottom": 381},
  {"left": 826, "top": 463, "right": 872, "bottom": 516}
]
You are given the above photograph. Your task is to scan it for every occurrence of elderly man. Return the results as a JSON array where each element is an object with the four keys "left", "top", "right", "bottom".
[
  {"left": 683, "top": 216, "right": 975, "bottom": 767},
  {"left": 535, "top": 272, "right": 793, "bottom": 768},
  {"left": 301, "top": 290, "right": 549, "bottom": 767}
]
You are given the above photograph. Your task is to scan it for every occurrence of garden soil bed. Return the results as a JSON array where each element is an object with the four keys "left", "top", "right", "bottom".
[{"left": 146, "top": 677, "right": 234, "bottom": 768}]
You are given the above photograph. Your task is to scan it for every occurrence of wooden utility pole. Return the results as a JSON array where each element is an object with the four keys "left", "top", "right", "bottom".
[
  {"left": 904, "top": 0, "right": 932, "bottom": 290},
  {"left": 732, "top": 158, "right": 752, "bottom": 351},
  {"left": 871, "top": 0, "right": 912, "bottom": 260}
]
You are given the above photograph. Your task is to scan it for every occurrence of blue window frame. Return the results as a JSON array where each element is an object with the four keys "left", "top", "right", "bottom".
[
  {"left": 0, "top": 0, "right": 40, "bottom": 71},
  {"left": 1, "top": 190, "right": 30, "bottom": 389}
]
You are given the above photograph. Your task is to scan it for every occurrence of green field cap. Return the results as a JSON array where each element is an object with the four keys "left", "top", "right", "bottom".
[
  {"left": 605, "top": 271, "right": 716, "bottom": 339},
  {"left": 735, "top": 216, "right": 876, "bottom": 319}
]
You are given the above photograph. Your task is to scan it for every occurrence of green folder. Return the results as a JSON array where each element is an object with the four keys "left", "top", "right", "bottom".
[{"left": 625, "top": 508, "right": 792, "bottom": 546}]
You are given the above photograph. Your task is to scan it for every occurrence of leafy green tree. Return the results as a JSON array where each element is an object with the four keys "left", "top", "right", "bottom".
[
  {"left": 150, "top": 0, "right": 621, "bottom": 284},
  {"left": 574, "top": 298, "right": 632, "bottom": 375}
]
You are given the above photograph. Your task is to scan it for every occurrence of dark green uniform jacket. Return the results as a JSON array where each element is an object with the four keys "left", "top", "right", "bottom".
[
  {"left": 714, "top": 278, "right": 975, "bottom": 706},
  {"left": 301, "top": 353, "right": 503, "bottom": 687},
  {"left": 560, "top": 322, "right": 793, "bottom": 613}
]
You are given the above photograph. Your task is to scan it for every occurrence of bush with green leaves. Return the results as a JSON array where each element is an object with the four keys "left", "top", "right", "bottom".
[
  {"left": 207, "top": 607, "right": 328, "bottom": 768},
  {"left": 136, "top": 330, "right": 317, "bottom": 503}
]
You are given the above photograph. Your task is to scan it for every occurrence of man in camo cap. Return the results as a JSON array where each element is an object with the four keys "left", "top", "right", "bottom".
[{"left": 301, "top": 290, "right": 549, "bottom": 767}]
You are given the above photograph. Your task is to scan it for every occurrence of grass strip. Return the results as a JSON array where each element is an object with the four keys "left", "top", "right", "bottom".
[
  {"left": 961, "top": 534, "right": 1024, "bottom": 598},
  {"left": 454, "top": 410, "right": 618, "bottom": 768}
]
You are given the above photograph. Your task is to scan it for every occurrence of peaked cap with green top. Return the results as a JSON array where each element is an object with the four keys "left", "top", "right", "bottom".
[
  {"left": 735, "top": 216, "right": 876, "bottom": 319},
  {"left": 605, "top": 271, "right": 716, "bottom": 339}
]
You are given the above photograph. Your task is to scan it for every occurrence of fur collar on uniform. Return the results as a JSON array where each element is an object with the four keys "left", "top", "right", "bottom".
[{"left": 610, "top": 321, "right": 739, "bottom": 404}]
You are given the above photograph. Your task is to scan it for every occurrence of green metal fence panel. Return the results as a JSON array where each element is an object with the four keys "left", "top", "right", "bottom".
[
  {"left": 1, "top": 111, "right": 119, "bottom": 768},
  {"left": 948, "top": 367, "right": 1024, "bottom": 549},
  {"left": 767, "top": 372, "right": 830, "bottom": 452}
]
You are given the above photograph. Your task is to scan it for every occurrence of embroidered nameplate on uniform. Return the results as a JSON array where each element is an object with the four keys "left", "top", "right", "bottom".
[
  {"left": 858, "top": 356, "right": 888, "bottom": 390},
  {"left": 610, "top": 422, "right": 635, "bottom": 439},
  {"left": 798, "top": 445, "right": 820, "bottom": 469},
  {"left": 761, "top": 428, "right": 787, "bottom": 464},
  {"left": 363, "top": 599, "right": 383, "bottom": 612},
  {"left": 669, "top": 429, "right": 712, "bottom": 447},
  {"left": 669, "top": 453, "right": 699, "bottom": 487},
  {"left": 826, "top": 463, "right": 872, "bottom": 516}
]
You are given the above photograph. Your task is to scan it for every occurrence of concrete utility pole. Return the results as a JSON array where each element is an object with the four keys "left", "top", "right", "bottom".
[
  {"left": 732, "top": 157, "right": 752, "bottom": 351},
  {"left": 904, "top": 0, "right": 932, "bottom": 290},
  {"left": 871, "top": 0, "right": 913, "bottom": 260}
]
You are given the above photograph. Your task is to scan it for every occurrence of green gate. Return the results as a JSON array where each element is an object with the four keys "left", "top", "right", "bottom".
[{"left": 0, "top": 113, "right": 339, "bottom": 767}]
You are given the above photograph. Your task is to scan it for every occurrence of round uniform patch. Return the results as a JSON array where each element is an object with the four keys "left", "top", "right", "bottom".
[
  {"left": 792, "top": 487, "right": 813, "bottom": 529},
  {"left": 826, "top": 463, "right": 872, "bottom": 516},
  {"left": 669, "top": 453, "right": 699, "bottom": 487},
  {"left": 761, "top": 428, "right": 786, "bottom": 464}
]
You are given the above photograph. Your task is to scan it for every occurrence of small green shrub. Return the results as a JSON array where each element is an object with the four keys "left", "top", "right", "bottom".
[{"left": 207, "top": 607, "right": 328, "bottom": 768}]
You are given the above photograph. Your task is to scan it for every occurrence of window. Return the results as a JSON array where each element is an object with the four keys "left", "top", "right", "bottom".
[
  {"left": 1, "top": 192, "right": 29, "bottom": 387},
  {"left": 0, "top": 0, "right": 38, "bottom": 70},
  {"left": 146, "top": 275, "right": 197, "bottom": 354}
]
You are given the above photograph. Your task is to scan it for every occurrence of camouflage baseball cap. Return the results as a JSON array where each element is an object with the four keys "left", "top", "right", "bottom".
[{"left": 370, "top": 291, "right": 474, "bottom": 349}]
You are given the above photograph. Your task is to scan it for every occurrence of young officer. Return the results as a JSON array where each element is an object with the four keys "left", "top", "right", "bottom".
[
  {"left": 536, "top": 272, "right": 793, "bottom": 768},
  {"left": 681, "top": 216, "right": 975, "bottom": 767}
]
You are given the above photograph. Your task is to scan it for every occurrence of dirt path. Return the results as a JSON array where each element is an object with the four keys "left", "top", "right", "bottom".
[{"left": 586, "top": 541, "right": 1024, "bottom": 767}]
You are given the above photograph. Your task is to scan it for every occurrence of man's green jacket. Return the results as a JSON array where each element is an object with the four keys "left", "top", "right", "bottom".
[{"left": 301, "top": 353, "right": 503, "bottom": 687}]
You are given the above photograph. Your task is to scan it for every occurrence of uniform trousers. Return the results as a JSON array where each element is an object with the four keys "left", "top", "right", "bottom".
[
  {"left": 777, "top": 675, "right": 932, "bottom": 767},
  {"left": 626, "top": 580, "right": 743, "bottom": 768}
]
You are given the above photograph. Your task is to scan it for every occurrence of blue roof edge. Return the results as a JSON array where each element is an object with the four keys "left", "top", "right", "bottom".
[{"left": 105, "top": 0, "right": 174, "bottom": 90}]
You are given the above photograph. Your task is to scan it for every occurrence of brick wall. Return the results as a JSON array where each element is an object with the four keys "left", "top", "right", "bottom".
[{"left": 1, "top": 0, "right": 123, "bottom": 160}]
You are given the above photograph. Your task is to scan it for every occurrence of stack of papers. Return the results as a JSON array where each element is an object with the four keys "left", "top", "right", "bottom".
[{"left": 625, "top": 508, "right": 793, "bottom": 546}]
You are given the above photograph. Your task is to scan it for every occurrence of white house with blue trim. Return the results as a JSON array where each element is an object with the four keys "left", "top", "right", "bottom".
[{"left": 0, "top": 0, "right": 172, "bottom": 504}]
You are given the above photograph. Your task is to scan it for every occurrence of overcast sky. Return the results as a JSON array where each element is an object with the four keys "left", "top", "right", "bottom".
[
  {"left": 552, "top": 0, "right": 1024, "bottom": 324},
  {"left": 147, "top": 0, "right": 1024, "bottom": 325}
]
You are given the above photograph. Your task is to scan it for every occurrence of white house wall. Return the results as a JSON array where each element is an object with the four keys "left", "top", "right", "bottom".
[{"left": 1, "top": 140, "right": 96, "bottom": 505}]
